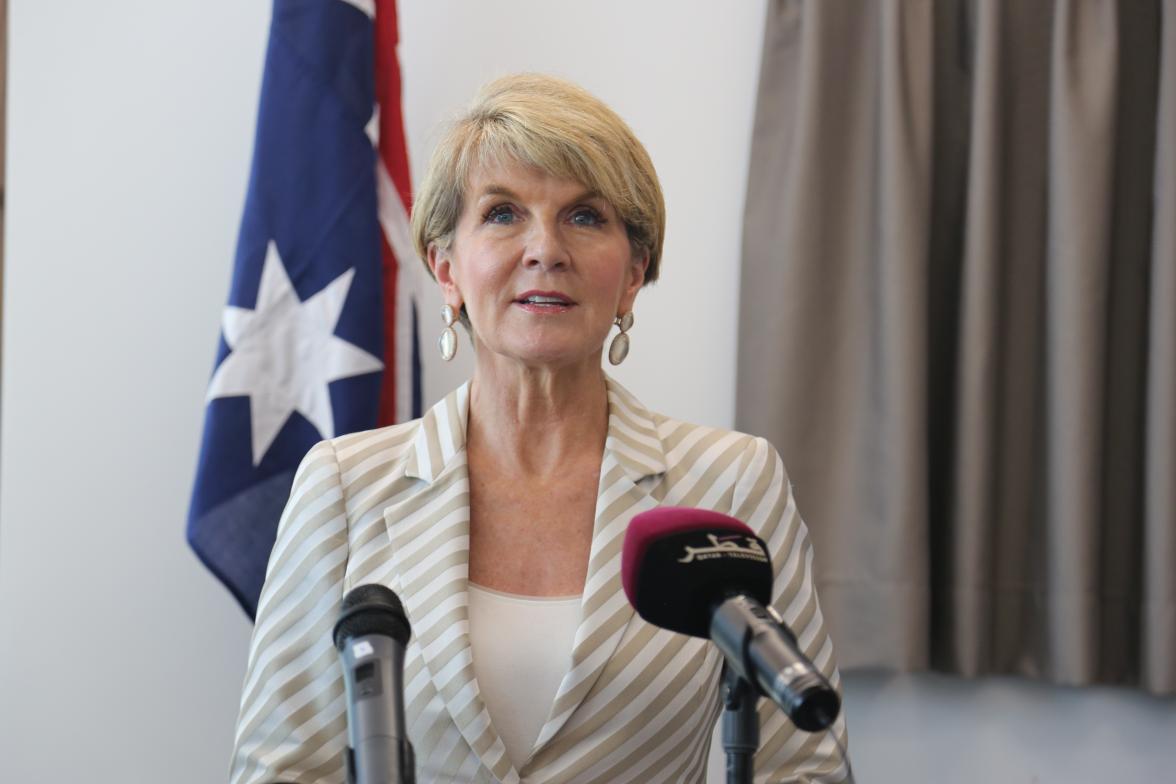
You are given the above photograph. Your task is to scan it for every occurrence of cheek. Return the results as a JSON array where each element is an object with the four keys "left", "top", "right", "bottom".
[
  {"left": 601, "top": 260, "right": 640, "bottom": 302},
  {"left": 452, "top": 254, "right": 501, "bottom": 303}
]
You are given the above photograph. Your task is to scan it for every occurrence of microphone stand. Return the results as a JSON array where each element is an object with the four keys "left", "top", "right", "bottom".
[{"left": 721, "top": 663, "right": 759, "bottom": 784}]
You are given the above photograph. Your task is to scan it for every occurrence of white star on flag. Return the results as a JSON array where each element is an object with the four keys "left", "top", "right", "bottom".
[
  {"left": 207, "top": 240, "right": 383, "bottom": 465},
  {"left": 337, "top": 0, "right": 374, "bottom": 19},
  {"left": 366, "top": 103, "right": 380, "bottom": 147}
]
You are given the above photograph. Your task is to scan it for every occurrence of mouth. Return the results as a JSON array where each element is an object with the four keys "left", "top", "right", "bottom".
[{"left": 514, "top": 290, "right": 576, "bottom": 311}]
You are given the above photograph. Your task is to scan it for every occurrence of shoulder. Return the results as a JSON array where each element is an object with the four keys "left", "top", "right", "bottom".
[
  {"left": 297, "top": 417, "right": 421, "bottom": 477},
  {"left": 323, "top": 417, "right": 423, "bottom": 469},
  {"left": 655, "top": 412, "right": 769, "bottom": 458},
  {"left": 650, "top": 410, "right": 783, "bottom": 485},
  {"left": 299, "top": 380, "right": 471, "bottom": 513},
  {"left": 288, "top": 417, "right": 427, "bottom": 517},
  {"left": 607, "top": 376, "right": 768, "bottom": 468},
  {"left": 626, "top": 419, "right": 789, "bottom": 539},
  {"left": 605, "top": 375, "right": 786, "bottom": 490}
]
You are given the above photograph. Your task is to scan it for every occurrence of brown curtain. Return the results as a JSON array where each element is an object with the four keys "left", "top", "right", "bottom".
[{"left": 737, "top": 0, "right": 1175, "bottom": 694}]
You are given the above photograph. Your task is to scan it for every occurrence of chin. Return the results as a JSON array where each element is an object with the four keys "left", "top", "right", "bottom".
[{"left": 476, "top": 327, "right": 611, "bottom": 371}]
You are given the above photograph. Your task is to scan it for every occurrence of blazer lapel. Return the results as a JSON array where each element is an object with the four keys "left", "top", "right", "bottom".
[
  {"left": 530, "top": 377, "right": 668, "bottom": 753},
  {"left": 383, "top": 383, "right": 520, "bottom": 784}
]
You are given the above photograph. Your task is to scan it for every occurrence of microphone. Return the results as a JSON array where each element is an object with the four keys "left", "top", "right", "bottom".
[
  {"left": 332, "top": 584, "right": 416, "bottom": 784},
  {"left": 621, "top": 507, "right": 840, "bottom": 732}
]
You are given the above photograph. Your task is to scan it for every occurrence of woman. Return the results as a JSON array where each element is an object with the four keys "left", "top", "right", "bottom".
[{"left": 230, "top": 74, "right": 849, "bottom": 783}]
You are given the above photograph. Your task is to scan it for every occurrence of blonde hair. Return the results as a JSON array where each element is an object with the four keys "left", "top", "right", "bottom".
[{"left": 411, "top": 73, "right": 665, "bottom": 284}]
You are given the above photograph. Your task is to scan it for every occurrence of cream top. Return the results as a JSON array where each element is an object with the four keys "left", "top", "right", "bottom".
[{"left": 467, "top": 583, "right": 582, "bottom": 772}]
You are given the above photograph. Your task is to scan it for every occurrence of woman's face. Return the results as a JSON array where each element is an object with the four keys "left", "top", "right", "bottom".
[{"left": 430, "top": 159, "right": 647, "bottom": 372}]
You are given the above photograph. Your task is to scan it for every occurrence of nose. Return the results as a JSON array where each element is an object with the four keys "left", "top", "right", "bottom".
[{"left": 523, "top": 220, "right": 570, "bottom": 271}]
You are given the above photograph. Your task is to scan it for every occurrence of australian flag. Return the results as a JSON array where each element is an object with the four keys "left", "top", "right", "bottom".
[{"left": 188, "top": 0, "right": 419, "bottom": 619}]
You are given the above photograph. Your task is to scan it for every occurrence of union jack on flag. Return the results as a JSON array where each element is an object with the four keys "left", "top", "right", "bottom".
[{"left": 188, "top": 0, "right": 420, "bottom": 619}]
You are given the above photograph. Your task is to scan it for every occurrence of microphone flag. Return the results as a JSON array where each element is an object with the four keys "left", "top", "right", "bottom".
[{"left": 187, "top": 0, "right": 419, "bottom": 619}]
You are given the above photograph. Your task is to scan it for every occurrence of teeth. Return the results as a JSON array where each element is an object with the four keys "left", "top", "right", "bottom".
[{"left": 524, "top": 296, "right": 567, "bottom": 304}]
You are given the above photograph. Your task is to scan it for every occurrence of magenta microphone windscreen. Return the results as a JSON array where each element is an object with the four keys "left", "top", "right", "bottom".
[{"left": 621, "top": 507, "right": 774, "bottom": 637}]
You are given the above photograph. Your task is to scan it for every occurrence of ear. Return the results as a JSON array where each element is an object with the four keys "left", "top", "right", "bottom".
[
  {"left": 618, "top": 249, "right": 649, "bottom": 314},
  {"left": 427, "top": 243, "right": 463, "bottom": 308}
]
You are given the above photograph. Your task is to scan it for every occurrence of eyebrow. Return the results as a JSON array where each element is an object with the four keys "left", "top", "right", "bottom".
[
  {"left": 474, "top": 184, "right": 604, "bottom": 204},
  {"left": 476, "top": 184, "right": 518, "bottom": 200}
]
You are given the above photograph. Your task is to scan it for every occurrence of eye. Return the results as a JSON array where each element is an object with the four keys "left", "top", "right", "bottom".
[
  {"left": 483, "top": 204, "right": 517, "bottom": 225},
  {"left": 570, "top": 207, "right": 605, "bottom": 227}
]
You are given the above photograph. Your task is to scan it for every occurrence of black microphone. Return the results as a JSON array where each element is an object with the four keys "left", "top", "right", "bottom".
[
  {"left": 332, "top": 584, "right": 416, "bottom": 784},
  {"left": 621, "top": 507, "right": 840, "bottom": 732}
]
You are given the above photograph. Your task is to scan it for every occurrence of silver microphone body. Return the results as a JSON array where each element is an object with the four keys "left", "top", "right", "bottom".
[{"left": 710, "top": 594, "right": 839, "bottom": 732}]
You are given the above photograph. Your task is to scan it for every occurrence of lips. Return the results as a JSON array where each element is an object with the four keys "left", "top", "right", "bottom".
[{"left": 514, "top": 290, "right": 575, "bottom": 307}]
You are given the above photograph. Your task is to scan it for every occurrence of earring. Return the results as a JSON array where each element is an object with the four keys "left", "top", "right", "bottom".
[
  {"left": 439, "top": 304, "right": 459, "bottom": 361},
  {"left": 608, "top": 312, "right": 634, "bottom": 365}
]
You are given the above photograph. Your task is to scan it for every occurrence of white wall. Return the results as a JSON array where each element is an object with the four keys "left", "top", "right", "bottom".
[
  {"left": 1, "top": 2, "right": 1172, "bottom": 783},
  {"left": 0, "top": 1, "right": 264, "bottom": 781}
]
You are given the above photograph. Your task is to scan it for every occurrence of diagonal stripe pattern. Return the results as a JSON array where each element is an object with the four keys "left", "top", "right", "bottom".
[{"left": 230, "top": 377, "right": 851, "bottom": 782}]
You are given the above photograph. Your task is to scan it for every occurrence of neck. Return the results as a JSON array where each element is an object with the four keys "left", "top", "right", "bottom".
[{"left": 467, "top": 358, "right": 610, "bottom": 479}]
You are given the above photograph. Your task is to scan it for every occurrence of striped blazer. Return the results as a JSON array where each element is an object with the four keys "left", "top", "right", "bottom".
[{"left": 230, "top": 378, "right": 850, "bottom": 783}]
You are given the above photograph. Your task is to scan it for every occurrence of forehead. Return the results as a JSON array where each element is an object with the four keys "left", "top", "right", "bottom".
[{"left": 464, "top": 158, "right": 597, "bottom": 203}]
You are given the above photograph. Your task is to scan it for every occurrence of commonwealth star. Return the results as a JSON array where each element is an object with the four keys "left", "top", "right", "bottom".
[{"left": 207, "top": 240, "right": 383, "bottom": 465}]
